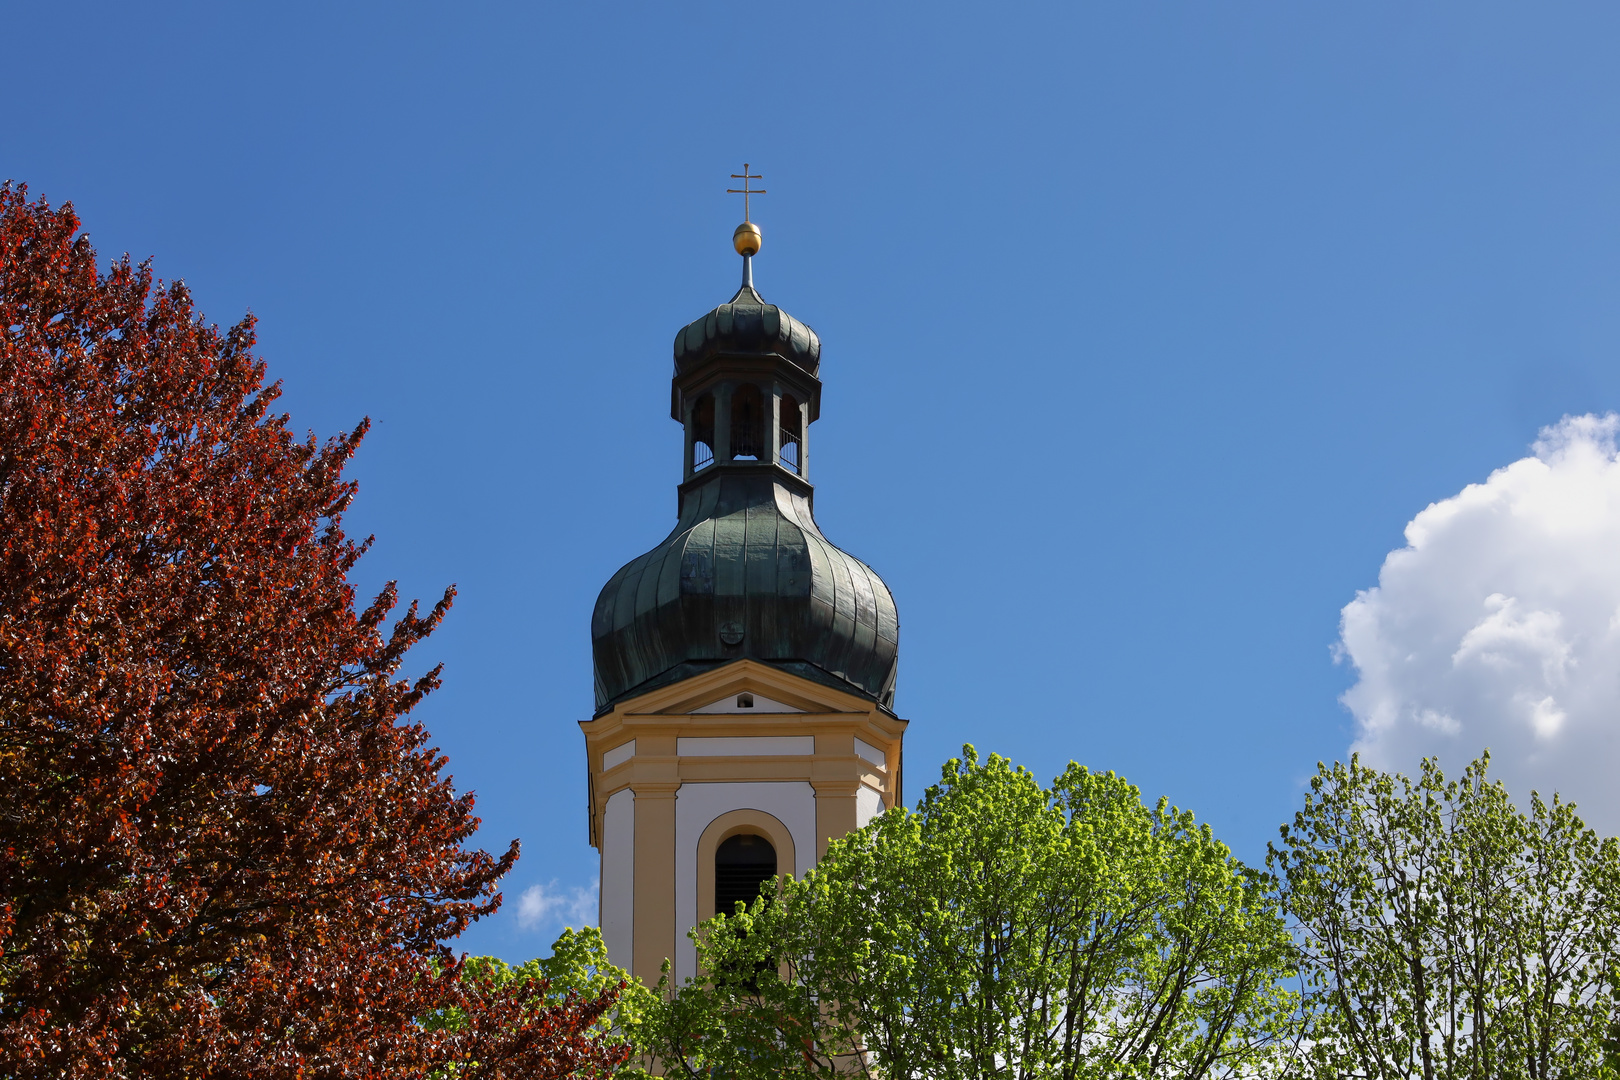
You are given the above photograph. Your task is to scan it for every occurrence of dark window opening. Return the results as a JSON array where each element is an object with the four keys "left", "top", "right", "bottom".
[
  {"left": 715, "top": 833, "right": 777, "bottom": 916},
  {"left": 730, "top": 385, "right": 765, "bottom": 460},
  {"left": 779, "top": 394, "right": 803, "bottom": 473},
  {"left": 736, "top": 693, "right": 754, "bottom": 708},
  {"left": 692, "top": 395, "right": 715, "bottom": 471}
]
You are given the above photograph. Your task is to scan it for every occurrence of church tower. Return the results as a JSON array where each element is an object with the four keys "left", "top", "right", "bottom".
[{"left": 581, "top": 186, "right": 905, "bottom": 987}]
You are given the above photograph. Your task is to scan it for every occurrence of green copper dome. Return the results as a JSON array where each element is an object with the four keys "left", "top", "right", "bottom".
[
  {"left": 591, "top": 258, "right": 897, "bottom": 714},
  {"left": 591, "top": 472, "right": 898, "bottom": 711},
  {"left": 673, "top": 283, "right": 820, "bottom": 377}
]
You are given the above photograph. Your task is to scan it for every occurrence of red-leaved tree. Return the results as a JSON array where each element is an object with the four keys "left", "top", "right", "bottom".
[{"left": 0, "top": 183, "right": 626, "bottom": 1079}]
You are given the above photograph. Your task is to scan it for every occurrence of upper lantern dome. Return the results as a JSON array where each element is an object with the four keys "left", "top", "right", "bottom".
[{"left": 673, "top": 282, "right": 821, "bottom": 376}]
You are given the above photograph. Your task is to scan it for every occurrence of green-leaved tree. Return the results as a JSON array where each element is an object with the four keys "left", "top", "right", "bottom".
[
  {"left": 649, "top": 746, "right": 1301, "bottom": 1080},
  {"left": 425, "top": 927, "right": 657, "bottom": 1077},
  {"left": 1269, "top": 753, "right": 1620, "bottom": 1080}
]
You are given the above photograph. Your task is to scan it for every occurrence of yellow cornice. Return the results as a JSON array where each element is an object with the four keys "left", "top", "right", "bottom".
[
  {"left": 580, "top": 661, "right": 907, "bottom": 851},
  {"left": 587, "top": 659, "right": 898, "bottom": 721}
]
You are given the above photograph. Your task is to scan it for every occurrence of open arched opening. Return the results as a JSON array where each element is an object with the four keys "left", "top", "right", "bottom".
[
  {"left": 691, "top": 394, "right": 715, "bottom": 471},
  {"left": 778, "top": 394, "right": 803, "bottom": 473},
  {"left": 729, "top": 384, "right": 765, "bottom": 461},
  {"left": 714, "top": 833, "right": 777, "bottom": 915}
]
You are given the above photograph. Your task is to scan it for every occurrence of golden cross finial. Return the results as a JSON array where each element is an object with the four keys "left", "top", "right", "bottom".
[{"left": 727, "top": 164, "right": 766, "bottom": 222}]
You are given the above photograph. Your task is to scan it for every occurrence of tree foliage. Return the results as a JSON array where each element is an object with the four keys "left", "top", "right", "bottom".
[
  {"left": 1269, "top": 753, "right": 1620, "bottom": 1080},
  {"left": 425, "top": 928, "right": 655, "bottom": 1078},
  {"left": 426, "top": 927, "right": 655, "bottom": 1047},
  {"left": 0, "top": 183, "right": 628, "bottom": 1078},
  {"left": 649, "top": 746, "right": 1300, "bottom": 1080}
]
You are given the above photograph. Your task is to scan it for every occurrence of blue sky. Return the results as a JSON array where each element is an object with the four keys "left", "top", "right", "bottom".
[{"left": 9, "top": 2, "right": 1620, "bottom": 959}]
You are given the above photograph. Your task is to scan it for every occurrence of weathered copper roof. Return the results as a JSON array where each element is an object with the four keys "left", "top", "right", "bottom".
[
  {"left": 591, "top": 471, "right": 898, "bottom": 714},
  {"left": 672, "top": 283, "right": 821, "bottom": 376}
]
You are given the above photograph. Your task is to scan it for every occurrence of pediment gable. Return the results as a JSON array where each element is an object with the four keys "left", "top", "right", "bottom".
[
  {"left": 618, "top": 659, "right": 865, "bottom": 717},
  {"left": 690, "top": 691, "right": 804, "bottom": 714}
]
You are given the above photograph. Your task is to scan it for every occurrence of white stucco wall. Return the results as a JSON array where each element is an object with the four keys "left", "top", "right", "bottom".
[
  {"left": 602, "top": 740, "right": 636, "bottom": 771},
  {"left": 856, "top": 783, "right": 885, "bottom": 828},
  {"left": 600, "top": 788, "right": 635, "bottom": 971},
  {"left": 676, "top": 735, "right": 814, "bottom": 756},
  {"left": 673, "top": 781, "right": 816, "bottom": 983},
  {"left": 854, "top": 736, "right": 885, "bottom": 768}
]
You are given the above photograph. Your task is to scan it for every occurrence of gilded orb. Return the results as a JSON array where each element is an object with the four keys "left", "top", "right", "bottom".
[{"left": 733, "top": 221, "right": 763, "bottom": 257}]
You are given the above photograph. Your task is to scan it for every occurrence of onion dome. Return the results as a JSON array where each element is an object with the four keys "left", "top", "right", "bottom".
[
  {"left": 673, "top": 282, "right": 821, "bottom": 377},
  {"left": 591, "top": 473, "right": 898, "bottom": 712},
  {"left": 591, "top": 230, "right": 898, "bottom": 715}
]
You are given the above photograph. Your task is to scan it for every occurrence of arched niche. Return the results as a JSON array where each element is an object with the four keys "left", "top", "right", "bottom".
[{"left": 695, "top": 808, "right": 797, "bottom": 922}]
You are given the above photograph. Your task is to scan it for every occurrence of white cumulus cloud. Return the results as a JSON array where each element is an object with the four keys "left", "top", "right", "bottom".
[
  {"left": 514, "top": 880, "right": 598, "bottom": 933},
  {"left": 1339, "top": 413, "right": 1620, "bottom": 835}
]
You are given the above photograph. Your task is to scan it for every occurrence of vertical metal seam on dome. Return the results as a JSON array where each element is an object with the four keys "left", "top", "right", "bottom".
[
  {"left": 682, "top": 517, "right": 717, "bottom": 596},
  {"left": 711, "top": 502, "right": 746, "bottom": 601},
  {"left": 591, "top": 565, "right": 627, "bottom": 638},
  {"left": 634, "top": 524, "right": 673, "bottom": 618},
  {"left": 743, "top": 485, "right": 775, "bottom": 594},
  {"left": 822, "top": 535, "right": 859, "bottom": 680},
  {"left": 655, "top": 527, "right": 687, "bottom": 607},
  {"left": 866, "top": 559, "right": 899, "bottom": 643},
  {"left": 620, "top": 551, "right": 663, "bottom": 683},
  {"left": 610, "top": 552, "right": 649, "bottom": 631},
  {"left": 841, "top": 553, "right": 875, "bottom": 678},
  {"left": 774, "top": 515, "right": 810, "bottom": 598}
]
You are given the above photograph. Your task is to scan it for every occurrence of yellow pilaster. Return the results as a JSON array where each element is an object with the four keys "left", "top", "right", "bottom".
[{"left": 631, "top": 781, "right": 678, "bottom": 986}]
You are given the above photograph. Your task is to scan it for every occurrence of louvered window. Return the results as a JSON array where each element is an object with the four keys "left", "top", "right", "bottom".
[{"left": 714, "top": 833, "right": 776, "bottom": 915}]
